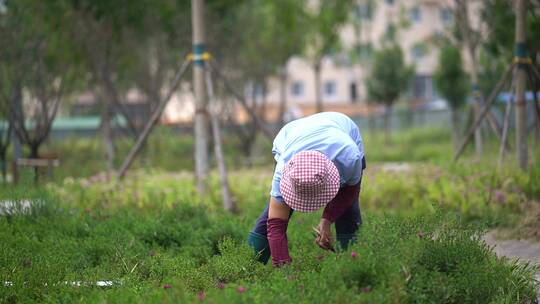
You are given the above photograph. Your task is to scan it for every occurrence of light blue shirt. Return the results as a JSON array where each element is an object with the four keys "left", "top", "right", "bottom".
[{"left": 270, "top": 112, "right": 365, "bottom": 202}]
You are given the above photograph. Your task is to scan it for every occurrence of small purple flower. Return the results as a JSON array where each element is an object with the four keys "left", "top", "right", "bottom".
[
  {"left": 351, "top": 251, "right": 359, "bottom": 259},
  {"left": 197, "top": 291, "right": 205, "bottom": 301},
  {"left": 217, "top": 282, "right": 225, "bottom": 289},
  {"left": 163, "top": 284, "right": 172, "bottom": 289},
  {"left": 361, "top": 286, "right": 372, "bottom": 293},
  {"left": 494, "top": 190, "right": 506, "bottom": 204},
  {"left": 237, "top": 286, "right": 247, "bottom": 293}
]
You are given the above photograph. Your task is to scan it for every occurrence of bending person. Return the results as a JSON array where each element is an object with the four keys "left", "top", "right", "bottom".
[{"left": 247, "top": 112, "right": 366, "bottom": 266}]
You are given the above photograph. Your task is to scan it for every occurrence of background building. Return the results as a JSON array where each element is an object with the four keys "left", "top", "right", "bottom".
[{"left": 262, "top": 0, "right": 456, "bottom": 114}]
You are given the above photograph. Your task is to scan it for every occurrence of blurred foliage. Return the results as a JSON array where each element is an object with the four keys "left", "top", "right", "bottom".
[
  {"left": 304, "top": 0, "right": 353, "bottom": 62},
  {"left": 480, "top": 0, "right": 540, "bottom": 95},
  {"left": 26, "top": 126, "right": 529, "bottom": 183},
  {"left": 434, "top": 45, "right": 469, "bottom": 110},
  {"left": 477, "top": 49, "right": 508, "bottom": 96},
  {"left": 366, "top": 46, "right": 414, "bottom": 107},
  {"left": 481, "top": 0, "right": 540, "bottom": 59},
  {"left": 0, "top": 0, "right": 82, "bottom": 158},
  {"left": 365, "top": 45, "right": 414, "bottom": 141},
  {"left": 0, "top": 0, "right": 312, "bottom": 163}
]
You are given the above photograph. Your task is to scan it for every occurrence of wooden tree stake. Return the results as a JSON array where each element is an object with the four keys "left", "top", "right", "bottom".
[{"left": 204, "top": 64, "right": 235, "bottom": 212}]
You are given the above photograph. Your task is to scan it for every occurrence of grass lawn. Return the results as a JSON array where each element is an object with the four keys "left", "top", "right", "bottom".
[{"left": 2, "top": 127, "right": 540, "bottom": 302}]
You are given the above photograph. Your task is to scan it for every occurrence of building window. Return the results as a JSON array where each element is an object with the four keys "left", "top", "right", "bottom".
[
  {"left": 410, "top": 6, "right": 422, "bottom": 23},
  {"left": 350, "top": 83, "right": 358, "bottom": 103},
  {"left": 356, "top": 42, "right": 373, "bottom": 60},
  {"left": 355, "top": 3, "right": 373, "bottom": 20},
  {"left": 413, "top": 75, "right": 433, "bottom": 101},
  {"left": 440, "top": 8, "right": 452, "bottom": 23},
  {"left": 411, "top": 43, "right": 428, "bottom": 60},
  {"left": 291, "top": 81, "right": 304, "bottom": 97},
  {"left": 323, "top": 81, "right": 336, "bottom": 97}
]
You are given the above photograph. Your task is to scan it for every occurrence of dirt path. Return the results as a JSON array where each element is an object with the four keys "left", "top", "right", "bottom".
[
  {"left": 484, "top": 232, "right": 540, "bottom": 264},
  {"left": 484, "top": 232, "right": 540, "bottom": 301}
]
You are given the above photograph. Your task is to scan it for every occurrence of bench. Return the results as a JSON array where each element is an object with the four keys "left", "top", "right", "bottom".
[{"left": 13, "top": 157, "right": 60, "bottom": 183}]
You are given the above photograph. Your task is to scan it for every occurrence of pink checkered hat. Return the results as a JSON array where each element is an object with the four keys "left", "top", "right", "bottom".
[{"left": 280, "top": 150, "right": 340, "bottom": 212}]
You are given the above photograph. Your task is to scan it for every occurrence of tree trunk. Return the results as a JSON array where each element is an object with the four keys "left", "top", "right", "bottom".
[
  {"left": 210, "top": 111, "right": 235, "bottom": 212},
  {"left": 100, "top": 65, "right": 139, "bottom": 139},
  {"left": 528, "top": 63, "right": 540, "bottom": 143},
  {"left": 534, "top": 88, "right": 540, "bottom": 144},
  {"left": 471, "top": 80, "right": 483, "bottom": 158},
  {"left": 246, "top": 81, "right": 262, "bottom": 164},
  {"left": 192, "top": 0, "right": 210, "bottom": 194},
  {"left": 0, "top": 151, "right": 6, "bottom": 183},
  {"left": 258, "top": 80, "right": 268, "bottom": 120},
  {"left": 10, "top": 85, "right": 24, "bottom": 162},
  {"left": 384, "top": 105, "right": 392, "bottom": 144},
  {"left": 314, "top": 61, "right": 323, "bottom": 113},
  {"left": 30, "top": 144, "right": 39, "bottom": 183},
  {"left": 515, "top": 0, "right": 528, "bottom": 170},
  {"left": 204, "top": 57, "right": 235, "bottom": 212},
  {"left": 451, "top": 108, "right": 460, "bottom": 151},
  {"left": 278, "top": 67, "right": 288, "bottom": 127},
  {"left": 457, "top": 0, "right": 482, "bottom": 157},
  {"left": 101, "top": 99, "right": 115, "bottom": 177},
  {"left": 498, "top": 95, "right": 513, "bottom": 168},
  {"left": 0, "top": 123, "right": 11, "bottom": 183},
  {"left": 208, "top": 82, "right": 235, "bottom": 211}
]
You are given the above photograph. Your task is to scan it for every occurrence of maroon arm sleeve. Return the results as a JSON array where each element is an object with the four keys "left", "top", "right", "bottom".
[
  {"left": 267, "top": 218, "right": 292, "bottom": 267},
  {"left": 322, "top": 182, "right": 361, "bottom": 223}
]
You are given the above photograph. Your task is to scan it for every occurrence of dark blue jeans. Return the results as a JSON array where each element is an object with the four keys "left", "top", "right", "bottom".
[{"left": 251, "top": 196, "right": 362, "bottom": 236}]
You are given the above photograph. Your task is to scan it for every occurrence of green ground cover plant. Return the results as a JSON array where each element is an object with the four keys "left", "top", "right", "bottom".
[{"left": 1, "top": 164, "right": 539, "bottom": 303}]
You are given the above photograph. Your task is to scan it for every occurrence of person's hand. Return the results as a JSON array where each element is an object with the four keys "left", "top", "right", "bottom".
[{"left": 313, "top": 218, "right": 335, "bottom": 252}]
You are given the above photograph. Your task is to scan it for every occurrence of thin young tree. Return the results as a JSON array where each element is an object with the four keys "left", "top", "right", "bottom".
[
  {"left": 305, "top": 0, "right": 353, "bottom": 113},
  {"left": 434, "top": 45, "right": 470, "bottom": 150},
  {"left": 63, "top": 0, "right": 159, "bottom": 174},
  {"left": 125, "top": 1, "right": 191, "bottom": 115},
  {"left": 0, "top": 104, "right": 11, "bottom": 182},
  {"left": 221, "top": 0, "right": 307, "bottom": 159},
  {"left": 0, "top": 0, "right": 75, "bottom": 165},
  {"left": 453, "top": 0, "right": 508, "bottom": 156},
  {"left": 366, "top": 46, "right": 414, "bottom": 144},
  {"left": 268, "top": 0, "right": 308, "bottom": 126},
  {"left": 514, "top": 0, "right": 528, "bottom": 170}
]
